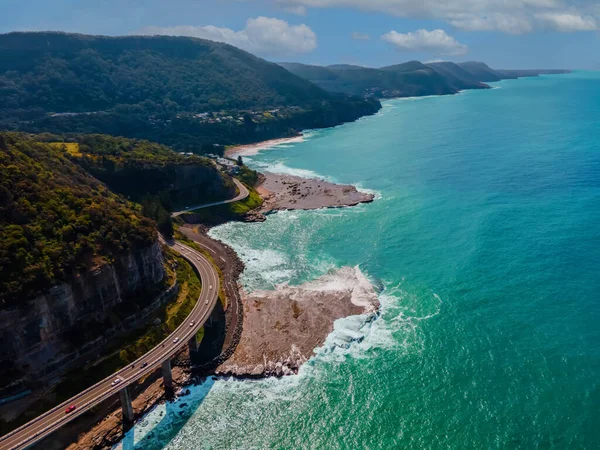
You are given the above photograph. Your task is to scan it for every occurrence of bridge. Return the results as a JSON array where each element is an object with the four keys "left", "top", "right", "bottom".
[
  {"left": 171, "top": 178, "right": 249, "bottom": 217},
  {"left": 0, "top": 239, "right": 220, "bottom": 450}
]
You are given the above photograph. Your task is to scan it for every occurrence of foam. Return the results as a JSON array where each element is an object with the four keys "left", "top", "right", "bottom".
[
  {"left": 112, "top": 277, "right": 445, "bottom": 450},
  {"left": 251, "top": 160, "right": 331, "bottom": 181},
  {"left": 298, "top": 266, "right": 378, "bottom": 311},
  {"left": 354, "top": 183, "right": 383, "bottom": 200},
  {"left": 306, "top": 279, "right": 444, "bottom": 368}
]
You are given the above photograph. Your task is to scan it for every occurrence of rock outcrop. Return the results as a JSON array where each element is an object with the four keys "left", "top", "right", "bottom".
[{"left": 216, "top": 267, "right": 379, "bottom": 378}]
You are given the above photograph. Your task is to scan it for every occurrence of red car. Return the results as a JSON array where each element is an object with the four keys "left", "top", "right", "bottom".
[{"left": 65, "top": 405, "right": 77, "bottom": 414}]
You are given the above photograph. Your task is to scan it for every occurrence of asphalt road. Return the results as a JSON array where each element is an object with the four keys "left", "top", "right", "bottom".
[
  {"left": 171, "top": 178, "right": 249, "bottom": 217},
  {"left": 0, "top": 240, "right": 220, "bottom": 450}
]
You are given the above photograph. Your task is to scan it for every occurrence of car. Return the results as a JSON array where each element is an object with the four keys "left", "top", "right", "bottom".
[
  {"left": 65, "top": 405, "right": 77, "bottom": 414},
  {"left": 173, "top": 337, "right": 180, "bottom": 344},
  {"left": 111, "top": 378, "right": 122, "bottom": 387},
  {"left": 141, "top": 362, "right": 148, "bottom": 368},
  {"left": 189, "top": 321, "right": 195, "bottom": 327},
  {"left": 197, "top": 257, "right": 201, "bottom": 261},
  {"left": 209, "top": 285, "right": 213, "bottom": 290},
  {"left": 205, "top": 299, "right": 209, "bottom": 305}
]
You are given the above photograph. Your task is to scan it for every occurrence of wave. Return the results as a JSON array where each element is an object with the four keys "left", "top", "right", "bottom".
[
  {"left": 249, "top": 159, "right": 333, "bottom": 182},
  {"left": 308, "top": 279, "right": 443, "bottom": 366},
  {"left": 353, "top": 183, "right": 383, "bottom": 200},
  {"left": 111, "top": 274, "right": 444, "bottom": 450},
  {"left": 287, "top": 265, "right": 379, "bottom": 311}
]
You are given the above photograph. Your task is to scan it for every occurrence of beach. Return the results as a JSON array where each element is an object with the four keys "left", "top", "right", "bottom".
[{"left": 225, "top": 135, "right": 304, "bottom": 157}]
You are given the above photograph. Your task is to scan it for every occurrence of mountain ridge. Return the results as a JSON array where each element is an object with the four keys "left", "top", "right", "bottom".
[
  {"left": 0, "top": 31, "right": 381, "bottom": 153},
  {"left": 278, "top": 60, "right": 570, "bottom": 99}
]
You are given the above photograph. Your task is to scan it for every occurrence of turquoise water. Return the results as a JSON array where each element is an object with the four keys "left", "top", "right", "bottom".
[{"left": 118, "top": 72, "right": 600, "bottom": 449}]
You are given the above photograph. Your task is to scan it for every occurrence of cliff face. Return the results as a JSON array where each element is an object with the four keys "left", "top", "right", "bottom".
[
  {"left": 0, "top": 241, "right": 166, "bottom": 387},
  {"left": 171, "top": 164, "right": 237, "bottom": 206}
]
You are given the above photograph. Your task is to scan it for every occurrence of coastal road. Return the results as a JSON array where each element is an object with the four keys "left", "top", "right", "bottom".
[
  {"left": 171, "top": 178, "right": 249, "bottom": 217},
  {"left": 0, "top": 240, "right": 220, "bottom": 450}
]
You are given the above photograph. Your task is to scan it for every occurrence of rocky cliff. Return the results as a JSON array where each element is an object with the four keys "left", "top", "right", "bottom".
[{"left": 0, "top": 241, "right": 166, "bottom": 391}]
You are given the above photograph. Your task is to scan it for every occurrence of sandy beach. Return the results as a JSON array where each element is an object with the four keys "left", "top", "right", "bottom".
[{"left": 225, "top": 135, "right": 304, "bottom": 157}]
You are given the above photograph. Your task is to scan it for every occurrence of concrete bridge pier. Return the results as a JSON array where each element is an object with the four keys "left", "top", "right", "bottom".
[
  {"left": 119, "top": 386, "right": 134, "bottom": 425},
  {"left": 188, "top": 334, "right": 199, "bottom": 353},
  {"left": 162, "top": 359, "right": 173, "bottom": 391}
]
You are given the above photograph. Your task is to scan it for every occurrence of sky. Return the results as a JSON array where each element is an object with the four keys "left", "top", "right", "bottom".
[{"left": 1, "top": 0, "right": 599, "bottom": 69}]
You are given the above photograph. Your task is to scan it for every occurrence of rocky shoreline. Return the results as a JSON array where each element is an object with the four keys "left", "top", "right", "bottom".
[
  {"left": 215, "top": 267, "right": 379, "bottom": 378},
  {"left": 60, "top": 143, "right": 379, "bottom": 449},
  {"left": 257, "top": 171, "right": 374, "bottom": 212}
]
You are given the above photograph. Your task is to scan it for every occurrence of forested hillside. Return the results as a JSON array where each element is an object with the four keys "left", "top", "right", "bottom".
[
  {"left": 0, "top": 32, "right": 380, "bottom": 152},
  {"left": 279, "top": 61, "right": 570, "bottom": 99},
  {"left": 55, "top": 134, "right": 237, "bottom": 233},
  {"left": 0, "top": 132, "right": 156, "bottom": 305},
  {"left": 279, "top": 61, "right": 488, "bottom": 98}
]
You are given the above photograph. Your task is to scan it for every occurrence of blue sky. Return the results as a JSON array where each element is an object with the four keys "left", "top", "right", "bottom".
[{"left": 1, "top": 0, "right": 599, "bottom": 69}]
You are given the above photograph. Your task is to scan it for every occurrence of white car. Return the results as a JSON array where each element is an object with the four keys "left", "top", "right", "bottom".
[
  {"left": 111, "top": 378, "right": 121, "bottom": 387},
  {"left": 209, "top": 285, "right": 213, "bottom": 290},
  {"left": 173, "top": 337, "right": 180, "bottom": 344},
  {"left": 189, "top": 321, "right": 195, "bottom": 327},
  {"left": 205, "top": 299, "right": 209, "bottom": 305}
]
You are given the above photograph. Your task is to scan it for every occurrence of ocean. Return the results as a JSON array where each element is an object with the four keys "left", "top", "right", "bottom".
[{"left": 116, "top": 72, "right": 600, "bottom": 449}]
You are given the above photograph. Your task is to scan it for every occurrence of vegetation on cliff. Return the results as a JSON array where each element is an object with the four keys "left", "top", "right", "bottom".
[
  {"left": 0, "top": 249, "right": 207, "bottom": 434},
  {"left": 279, "top": 61, "right": 570, "bottom": 99},
  {"left": 0, "top": 32, "right": 381, "bottom": 152},
  {"left": 43, "top": 134, "right": 238, "bottom": 235},
  {"left": 0, "top": 132, "right": 157, "bottom": 305},
  {"left": 279, "top": 61, "right": 486, "bottom": 98}
]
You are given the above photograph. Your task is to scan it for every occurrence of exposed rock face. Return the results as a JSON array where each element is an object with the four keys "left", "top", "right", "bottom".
[
  {"left": 258, "top": 172, "right": 374, "bottom": 212},
  {"left": 0, "top": 241, "right": 166, "bottom": 387},
  {"left": 173, "top": 164, "right": 237, "bottom": 204}
]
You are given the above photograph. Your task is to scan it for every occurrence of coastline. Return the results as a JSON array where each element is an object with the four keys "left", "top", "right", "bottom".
[
  {"left": 215, "top": 267, "right": 379, "bottom": 378},
  {"left": 257, "top": 171, "right": 374, "bottom": 213},
  {"left": 61, "top": 143, "right": 380, "bottom": 449},
  {"left": 225, "top": 135, "right": 304, "bottom": 158}
]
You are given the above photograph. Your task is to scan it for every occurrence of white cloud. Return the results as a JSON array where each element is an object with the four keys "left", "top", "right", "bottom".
[
  {"left": 283, "top": 5, "right": 307, "bottom": 15},
  {"left": 352, "top": 31, "right": 371, "bottom": 40},
  {"left": 535, "top": 12, "right": 598, "bottom": 31},
  {"left": 273, "top": 0, "right": 599, "bottom": 34},
  {"left": 136, "top": 16, "right": 316, "bottom": 57},
  {"left": 382, "top": 29, "right": 468, "bottom": 55},
  {"left": 446, "top": 12, "right": 534, "bottom": 34}
]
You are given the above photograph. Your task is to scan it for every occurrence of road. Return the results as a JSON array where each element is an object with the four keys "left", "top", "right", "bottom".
[
  {"left": 171, "top": 178, "right": 249, "bottom": 217},
  {"left": 0, "top": 240, "right": 220, "bottom": 450}
]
